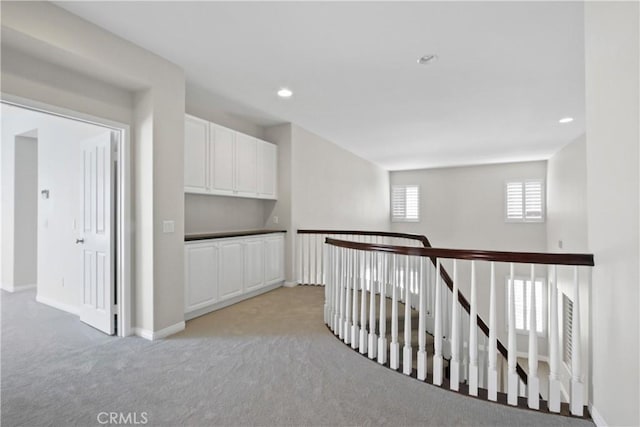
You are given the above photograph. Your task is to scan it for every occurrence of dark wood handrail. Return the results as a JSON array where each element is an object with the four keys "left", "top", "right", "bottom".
[
  {"left": 298, "top": 229, "right": 432, "bottom": 247},
  {"left": 323, "top": 239, "right": 595, "bottom": 267}
]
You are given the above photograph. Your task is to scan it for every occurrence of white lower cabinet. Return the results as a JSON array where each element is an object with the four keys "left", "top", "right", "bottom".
[
  {"left": 244, "top": 238, "right": 265, "bottom": 292},
  {"left": 184, "top": 242, "right": 219, "bottom": 313},
  {"left": 265, "top": 234, "right": 285, "bottom": 284},
  {"left": 184, "top": 232, "right": 285, "bottom": 318},
  {"left": 219, "top": 240, "right": 244, "bottom": 300}
]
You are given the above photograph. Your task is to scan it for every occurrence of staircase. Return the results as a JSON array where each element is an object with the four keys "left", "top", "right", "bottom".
[{"left": 296, "top": 230, "right": 594, "bottom": 419}]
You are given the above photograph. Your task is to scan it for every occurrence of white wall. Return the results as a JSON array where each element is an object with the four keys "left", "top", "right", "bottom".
[
  {"left": 13, "top": 135, "right": 37, "bottom": 289},
  {"left": 2, "top": 1, "right": 186, "bottom": 334},
  {"left": 391, "top": 161, "right": 548, "bottom": 251},
  {"left": 391, "top": 161, "right": 549, "bottom": 359},
  {"left": 184, "top": 194, "right": 266, "bottom": 234},
  {"left": 546, "top": 133, "right": 590, "bottom": 404},
  {"left": 585, "top": 3, "right": 639, "bottom": 426},
  {"left": 291, "top": 124, "right": 390, "bottom": 230},
  {"left": 263, "top": 123, "right": 390, "bottom": 283},
  {"left": 264, "top": 124, "right": 294, "bottom": 282}
]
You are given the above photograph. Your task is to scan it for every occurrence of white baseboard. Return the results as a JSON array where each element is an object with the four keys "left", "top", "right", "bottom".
[
  {"left": 1, "top": 282, "right": 36, "bottom": 292},
  {"left": 590, "top": 404, "right": 607, "bottom": 427},
  {"left": 134, "top": 321, "right": 185, "bottom": 341},
  {"left": 284, "top": 281, "right": 298, "bottom": 288},
  {"left": 35, "top": 294, "right": 80, "bottom": 316},
  {"left": 13, "top": 283, "right": 37, "bottom": 292}
]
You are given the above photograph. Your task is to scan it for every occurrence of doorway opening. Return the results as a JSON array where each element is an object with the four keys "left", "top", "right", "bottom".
[{"left": 1, "top": 99, "right": 131, "bottom": 336}]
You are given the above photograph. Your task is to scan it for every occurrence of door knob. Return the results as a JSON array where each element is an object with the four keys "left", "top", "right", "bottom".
[{"left": 75, "top": 238, "right": 85, "bottom": 244}]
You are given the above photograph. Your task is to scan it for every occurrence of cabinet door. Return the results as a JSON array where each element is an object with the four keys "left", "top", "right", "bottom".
[
  {"left": 265, "top": 234, "right": 285, "bottom": 284},
  {"left": 235, "top": 133, "right": 258, "bottom": 196},
  {"left": 258, "top": 141, "right": 277, "bottom": 199},
  {"left": 184, "top": 115, "right": 208, "bottom": 193},
  {"left": 184, "top": 242, "right": 218, "bottom": 312},
  {"left": 210, "top": 124, "right": 235, "bottom": 194},
  {"left": 244, "top": 238, "right": 265, "bottom": 292},
  {"left": 219, "top": 241, "right": 244, "bottom": 299}
]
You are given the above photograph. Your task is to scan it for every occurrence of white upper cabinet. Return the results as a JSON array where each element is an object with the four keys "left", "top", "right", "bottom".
[
  {"left": 184, "top": 115, "right": 277, "bottom": 199},
  {"left": 234, "top": 133, "right": 258, "bottom": 196},
  {"left": 184, "top": 115, "right": 209, "bottom": 193},
  {"left": 258, "top": 141, "right": 277, "bottom": 199},
  {"left": 210, "top": 124, "right": 235, "bottom": 194}
]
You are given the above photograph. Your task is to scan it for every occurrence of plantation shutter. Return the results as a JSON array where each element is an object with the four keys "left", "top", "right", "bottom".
[
  {"left": 391, "top": 185, "right": 419, "bottom": 222},
  {"left": 505, "top": 180, "right": 544, "bottom": 222}
]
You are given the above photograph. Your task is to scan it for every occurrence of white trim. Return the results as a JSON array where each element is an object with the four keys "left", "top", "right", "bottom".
[
  {"left": 1, "top": 94, "right": 133, "bottom": 338},
  {"left": 590, "top": 405, "right": 607, "bottom": 427},
  {"left": 1, "top": 283, "right": 37, "bottom": 292},
  {"left": 12, "top": 283, "right": 37, "bottom": 292},
  {"left": 134, "top": 321, "right": 185, "bottom": 341},
  {"left": 36, "top": 294, "right": 80, "bottom": 316},
  {"left": 284, "top": 281, "right": 298, "bottom": 288}
]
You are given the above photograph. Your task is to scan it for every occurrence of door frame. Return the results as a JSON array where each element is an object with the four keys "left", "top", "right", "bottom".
[{"left": 1, "top": 93, "right": 133, "bottom": 337}]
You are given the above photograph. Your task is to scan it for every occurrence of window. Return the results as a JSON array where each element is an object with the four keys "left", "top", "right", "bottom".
[
  {"left": 505, "top": 180, "right": 545, "bottom": 222},
  {"left": 506, "top": 277, "right": 545, "bottom": 335},
  {"left": 391, "top": 185, "right": 419, "bottom": 222}
]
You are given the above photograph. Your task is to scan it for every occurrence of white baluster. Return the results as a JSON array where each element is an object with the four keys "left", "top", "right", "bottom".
[
  {"left": 338, "top": 248, "right": 346, "bottom": 339},
  {"left": 297, "top": 233, "right": 301, "bottom": 284},
  {"left": 343, "top": 249, "right": 352, "bottom": 344},
  {"left": 307, "top": 234, "right": 313, "bottom": 285},
  {"left": 548, "top": 265, "right": 561, "bottom": 412},
  {"left": 323, "top": 243, "right": 329, "bottom": 323},
  {"left": 315, "top": 234, "right": 320, "bottom": 285},
  {"left": 377, "top": 253, "right": 388, "bottom": 364},
  {"left": 433, "top": 259, "right": 444, "bottom": 385},
  {"left": 528, "top": 264, "right": 540, "bottom": 410},
  {"left": 417, "top": 257, "right": 427, "bottom": 380},
  {"left": 488, "top": 262, "right": 498, "bottom": 401},
  {"left": 368, "top": 251, "right": 378, "bottom": 359},
  {"left": 507, "top": 263, "right": 518, "bottom": 405},
  {"left": 390, "top": 254, "right": 400, "bottom": 370},
  {"left": 571, "top": 266, "right": 584, "bottom": 416},
  {"left": 450, "top": 259, "right": 460, "bottom": 390},
  {"left": 351, "top": 248, "right": 360, "bottom": 350},
  {"left": 468, "top": 261, "right": 479, "bottom": 396},
  {"left": 359, "top": 250, "right": 368, "bottom": 355},
  {"left": 331, "top": 246, "right": 342, "bottom": 334},
  {"left": 403, "top": 256, "right": 413, "bottom": 375}
]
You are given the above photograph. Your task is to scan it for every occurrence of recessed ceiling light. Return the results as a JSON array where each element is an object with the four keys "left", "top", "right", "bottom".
[
  {"left": 559, "top": 117, "right": 574, "bottom": 124},
  {"left": 417, "top": 54, "right": 438, "bottom": 65},
  {"left": 277, "top": 88, "right": 293, "bottom": 98}
]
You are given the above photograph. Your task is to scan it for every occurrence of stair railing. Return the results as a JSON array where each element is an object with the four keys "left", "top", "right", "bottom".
[{"left": 297, "top": 229, "right": 594, "bottom": 418}]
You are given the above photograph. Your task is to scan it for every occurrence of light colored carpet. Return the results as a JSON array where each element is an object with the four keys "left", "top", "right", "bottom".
[{"left": 1, "top": 286, "right": 593, "bottom": 427}]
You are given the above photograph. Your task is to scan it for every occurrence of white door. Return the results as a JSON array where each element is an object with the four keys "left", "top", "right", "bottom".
[{"left": 78, "top": 131, "right": 116, "bottom": 335}]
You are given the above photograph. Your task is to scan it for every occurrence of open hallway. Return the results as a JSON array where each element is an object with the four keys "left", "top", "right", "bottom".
[{"left": 2, "top": 287, "right": 593, "bottom": 427}]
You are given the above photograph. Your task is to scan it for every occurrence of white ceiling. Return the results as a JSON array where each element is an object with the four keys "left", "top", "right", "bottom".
[{"left": 55, "top": 1, "right": 585, "bottom": 171}]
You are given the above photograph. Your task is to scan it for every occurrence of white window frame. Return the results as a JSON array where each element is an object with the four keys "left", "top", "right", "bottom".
[
  {"left": 391, "top": 184, "right": 420, "bottom": 222},
  {"left": 505, "top": 276, "right": 547, "bottom": 337},
  {"left": 504, "top": 179, "right": 545, "bottom": 223}
]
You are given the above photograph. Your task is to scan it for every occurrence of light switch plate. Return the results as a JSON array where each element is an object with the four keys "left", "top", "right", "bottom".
[{"left": 162, "top": 220, "right": 175, "bottom": 233}]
